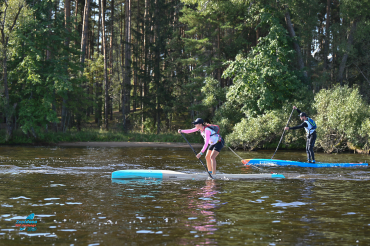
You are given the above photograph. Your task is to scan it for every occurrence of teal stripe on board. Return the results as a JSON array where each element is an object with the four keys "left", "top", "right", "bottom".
[
  {"left": 112, "top": 170, "right": 163, "bottom": 179},
  {"left": 271, "top": 174, "right": 285, "bottom": 178}
]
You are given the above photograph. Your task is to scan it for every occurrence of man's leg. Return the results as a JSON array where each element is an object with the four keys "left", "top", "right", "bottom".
[
  {"left": 309, "top": 133, "right": 317, "bottom": 162},
  {"left": 306, "top": 137, "right": 311, "bottom": 162}
]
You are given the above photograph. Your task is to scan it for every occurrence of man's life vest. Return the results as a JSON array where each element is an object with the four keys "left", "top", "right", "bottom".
[{"left": 304, "top": 118, "right": 317, "bottom": 135}]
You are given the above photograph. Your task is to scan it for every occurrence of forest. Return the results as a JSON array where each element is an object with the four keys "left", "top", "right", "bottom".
[{"left": 1, "top": 0, "right": 370, "bottom": 152}]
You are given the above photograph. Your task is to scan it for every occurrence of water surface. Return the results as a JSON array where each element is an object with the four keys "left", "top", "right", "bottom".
[{"left": 0, "top": 146, "right": 369, "bottom": 245}]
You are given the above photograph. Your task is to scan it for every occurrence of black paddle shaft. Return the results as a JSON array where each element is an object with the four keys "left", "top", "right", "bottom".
[
  {"left": 180, "top": 132, "right": 213, "bottom": 179},
  {"left": 271, "top": 108, "right": 295, "bottom": 159}
]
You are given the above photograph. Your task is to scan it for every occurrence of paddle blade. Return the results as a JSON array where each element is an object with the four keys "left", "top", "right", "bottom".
[{"left": 241, "top": 159, "right": 250, "bottom": 165}]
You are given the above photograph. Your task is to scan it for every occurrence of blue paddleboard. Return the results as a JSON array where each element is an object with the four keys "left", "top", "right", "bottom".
[{"left": 243, "top": 159, "right": 368, "bottom": 168}]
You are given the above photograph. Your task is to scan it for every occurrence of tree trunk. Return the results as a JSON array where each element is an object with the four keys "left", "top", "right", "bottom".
[
  {"left": 133, "top": 0, "right": 140, "bottom": 113},
  {"left": 110, "top": 0, "right": 114, "bottom": 121},
  {"left": 65, "top": 0, "right": 71, "bottom": 47},
  {"left": 331, "top": 0, "right": 340, "bottom": 81},
  {"left": 97, "top": 0, "right": 101, "bottom": 54},
  {"left": 141, "top": 0, "right": 149, "bottom": 133},
  {"left": 95, "top": 0, "right": 102, "bottom": 124},
  {"left": 323, "top": 0, "right": 331, "bottom": 70},
  {"left": 80, "top": 0, "right": 90, "bottom": 67},
  {"left": 154, "top": 0, "right": 161, "bottom": 134},
  {"left": 61, "top": 0, "right": 71, "bottom": 132},
  {"left": 120, "top": 4, "right": 125, "bottom": 127},
  {"left": 122, "top": 0, "right": 131, "bottom": 131},
  {"left": 1, "top": 4, "right": 24, "bottom": 139},
  {"left": 337, "top": 20, "right": 357, "bottom": 86},
  {"left": 74, "top": 0, "right": 80, "bottom": 49},
  {"left": 284, "top": 9, "right": 309, "bottom": 83},
  {"left": 217, "top": 24, "right": 222, "bottom": 86},
  {"left": 101, "top": 0, "right": 109, "bottom": 129},
  {"left": 2, "top": 48, "right": 13, "bottom": 139},
  {"left": 49, "top": 4, "right": 61, "bottom": 131}
]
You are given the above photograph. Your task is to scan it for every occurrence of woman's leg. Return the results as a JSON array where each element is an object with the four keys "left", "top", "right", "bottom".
[
  {"left": 209, "top": 150, "right": 219, "bottom": 174},
  {"left": 205, "top": 150, "right": 212, "bottom": 172},
  {"left": 206, "top": 138, "right": 224, "bottom": 174}
]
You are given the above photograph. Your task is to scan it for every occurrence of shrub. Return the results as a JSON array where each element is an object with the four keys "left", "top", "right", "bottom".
[
  {"left": 313, "top": 85, "right": 370, "bottom": 153},
  {"left": 226, "top": 110, "right": 285, "bottom": 150},
  {"left": 357, "top": 118, "right": 370, "bottom": 153}
]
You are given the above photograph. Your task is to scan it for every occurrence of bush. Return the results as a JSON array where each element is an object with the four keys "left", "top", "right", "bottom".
[
  {"left": 313, "top": 85, "right": 370, "bottom": 153},
  {"left": 356, "top": 118, "right": 370, "bottom": 153},
  {"left": 225, "top": 103, "right": 313, "bottom": 150},
  {"left": 226, "top": 110, "right": 286, "bottom": 150}
]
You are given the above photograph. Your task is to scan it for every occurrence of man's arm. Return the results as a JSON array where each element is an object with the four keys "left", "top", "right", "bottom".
[
  {"left": 293, "top": 105, "right": 302, "bottom": 114},
  {"left": 289, "top": 122, "right": 308, "bottom": 130}
]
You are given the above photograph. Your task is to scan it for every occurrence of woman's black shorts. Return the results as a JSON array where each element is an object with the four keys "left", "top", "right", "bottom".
[{"left": 208, "top": 138, "right": 225, "bottom": 152}]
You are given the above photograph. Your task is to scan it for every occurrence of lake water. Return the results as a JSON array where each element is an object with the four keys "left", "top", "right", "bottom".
[{"left": 0, "top": 145, "right": 369, "bottom": 245}]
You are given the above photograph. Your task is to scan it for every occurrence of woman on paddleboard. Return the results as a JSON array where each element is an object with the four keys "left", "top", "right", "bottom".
[
  {"left": 285, "top": 106, "right": 317, "bottom": 163},
  {"left": 178, "top": 118, "right": 224, "bottom": 174}
]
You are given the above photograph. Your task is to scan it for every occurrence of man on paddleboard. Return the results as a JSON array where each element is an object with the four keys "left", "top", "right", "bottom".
[
  {"left": 178, "top": 118, "right": 224, "bottom": 174},
  {"left": 285, "top": 106, "right": 317, "bottom": 163}
]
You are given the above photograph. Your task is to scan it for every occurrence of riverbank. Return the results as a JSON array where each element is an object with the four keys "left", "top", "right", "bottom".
[
  {"left": 56, "top": 141, "right": 203, "bottom": 148},
  {"left": 0, "top": 128, "right": 313, "bottom": 151},
  {"left": 3, "top": 129, "right": 367, "bottom": 154},
  {"left": 0, "top": 129, "right": 203, "bottom": 145}
]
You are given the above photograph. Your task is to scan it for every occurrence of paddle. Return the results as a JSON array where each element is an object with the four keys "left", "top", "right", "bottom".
[
  {"left": 271, "top": 108, "right": 295, "bottom": 159},
  {"left": 228, "top": 147, "right": 266, "bottom": 172},
  {"left": 228, "top": 146, "right": 247, "bottom": 164},
  {"left": 180, "top": 132, "right": 214, "bottom": 179}
]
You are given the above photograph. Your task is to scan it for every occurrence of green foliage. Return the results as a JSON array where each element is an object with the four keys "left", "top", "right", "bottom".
[
  {"left": 1, "top": 0, "right": 370, "bottom": 150},
  {"left": 84, "top": 54, "right": 105, "bottom": 123},
  {"left": 178, "top": 0, "right": 254, "bottom": 119},
  {"left": 201, "top": 77, "right": 226, "bottom": 108},
  {"left": 340, "top": 0, "right": 370, "bottom": 20},
  {"left": 216, "top": 9, "right": 310, "bottom": 149},
  {"left": 226, "top": 110, "right": 286, "bottom": 150},
  {"left": 0, "top": 0, "right": 32, "bottom": 39},
  {"left": 142, "top": 118, "right": 157, "bottom": 134},
  {"left": 223, "top": 10, "right": 307, "bottom": 117},
  {"left": 5, "top": 0, "right": 83, "bottom": 138},
  {"left": 210, "top": 100, "right": 244, "bottom": 137},
  {"left": 313, "top": 85, "right": 370, "bottom": 153},
  {"left": 11, "top": 54, "right": 58, "bottom": 135},
  {"left": 359, "top": 118, "right": 370, "bottom": 153}
]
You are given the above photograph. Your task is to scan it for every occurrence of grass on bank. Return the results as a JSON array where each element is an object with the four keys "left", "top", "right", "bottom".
[{"left": 0, "top": 129, "right": 204, "bottom": 145}]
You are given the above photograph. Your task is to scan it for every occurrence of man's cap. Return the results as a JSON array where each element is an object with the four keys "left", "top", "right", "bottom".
[
  {"left": 192, "top": 118, "right": 204, "bottom": 125},
  {"left": 299, "top": 112, "right": 307, "bottom": 117}
]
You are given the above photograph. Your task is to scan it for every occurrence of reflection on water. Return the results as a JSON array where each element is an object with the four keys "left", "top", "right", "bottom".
[
  {"left": 182, "top": 180, "right": 221, "bottom": 245},
  {"left": 191, "top": 180, "right": 219, "bottom": 233},
  {"left": 0, "top": 146, "right": 369, "bottom": 245}
]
